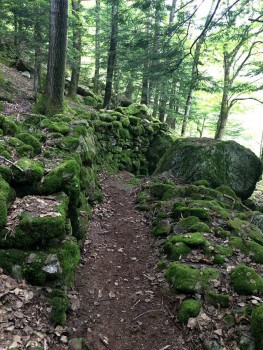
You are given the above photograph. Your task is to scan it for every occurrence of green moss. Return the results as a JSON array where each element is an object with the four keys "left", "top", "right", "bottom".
[
  {"left": 193, "top": 180, "right": 210, "bottom": 187},
  {"left": 178, "top": 299, "right": 201, "bottom": 323},
  {"left": 228, "top": 218, "right": 263, "bottom": 245},
  {"left": 48, "top": 289, "right": 69, "bottom": 325},
  {"left": 152, "top": 220, "right": 171, "bottom": 237},
  {"left": 40, "top": 159, "right": 80, "bottom": 194},
  {"left": 0, "top": 194, "right": 69, "bottom": 248},
  {"left": 40, "top": 118, "right": 70, "bottom": 135},
  {"left": 165, "top": 262, "right": 219, "bottom": 294},
  {"left": 251, "top": 304, "right": 263, "bottom": 350},
  {"left": 205, "top": 291, "right": 230, "bottom": 308},
  {"left": 0, "top": 178, "right": 11, "bottom": 228},
  {"left": 216, "top": 185, "right": 239, "bottom": 200},
  {"left": 0, "top": 249, "right": 27, "bottom": 276},
  {"left": 178, "top": 216, "right": 200, "bottom": 229},
  {"left": 169, "top": 232, "right": 206, "bottom": 246},
  {"left": 190, "top": 222, "right": 210, "bottom": 232},
  {"left": 58, "top": 237, "right": 80, "bottom": 286},
  {"left": 231, "top": 265, "right": 263, "bottom": 295},
  {"left": 12, "top": 157, "right": 44, "bottom": 185},
  {"left": 16, "top": 132, "right": 42, "bottom": 154},
  {"left": 214, "top": 227, "right": 230, "bottom": 238},
  {"left": 0, "top": 165, "right": 12, "bottom": 182},
  {"left": 157, "top": 259, "right": 167, "bottom": 270},
  {"left": 247, "top": 241, "right": 263, "bottom": 264},
  {"left": 56, "top": 136, "right": 80, "bottom": 151},
  {"left": 163, "top": 241, "right": 191, "bottom": 260},
  {"left": 1, "top": 119, "right": 18, "bottom": 135}
]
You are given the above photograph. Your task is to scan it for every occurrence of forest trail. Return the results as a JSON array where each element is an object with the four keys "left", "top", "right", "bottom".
[{"left": 66, "top": 172, "right": 189, "bottom": 350}]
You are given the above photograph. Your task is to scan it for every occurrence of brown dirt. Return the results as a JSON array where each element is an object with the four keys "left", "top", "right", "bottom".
[{"left": 66, "top": 172, "right": 189, "bottom": 350}]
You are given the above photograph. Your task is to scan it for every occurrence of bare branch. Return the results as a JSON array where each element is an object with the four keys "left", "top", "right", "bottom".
[{"left": 229, "top": 96, "right": 263, "bottom": 109}]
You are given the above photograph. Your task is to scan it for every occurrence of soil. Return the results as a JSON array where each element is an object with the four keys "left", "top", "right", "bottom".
[{"left": 65, "top": 172, "right": 188, "bottom": 350}]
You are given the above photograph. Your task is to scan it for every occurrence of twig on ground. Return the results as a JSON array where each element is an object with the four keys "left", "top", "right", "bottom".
[
  {"left": 0, "top": 155, "right": 23, "bottom": 172},
  {"left": 131, "top": 299, "right": 141, "bottom": 309},
  {"left": 159, "top": 346, "right": 171, "bottom": 350},
  {"left": 132, "top": 309, "right": 162, "bottom": 321}
]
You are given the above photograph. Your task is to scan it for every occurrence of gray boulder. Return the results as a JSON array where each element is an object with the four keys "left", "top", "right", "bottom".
[{"left": 154, "top": 138, "right": 262, "bottom": 200}]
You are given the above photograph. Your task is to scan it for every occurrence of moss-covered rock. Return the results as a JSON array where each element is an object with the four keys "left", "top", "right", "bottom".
[
  {"left": 154, "top": 137, "right": 262, "bottom": 200},
  {"left": 169, "top": 232, "right": 206, "bottom": 246},
  {"left": 40, "top": 159, "right": 80, "bottom": 194},
  {"left": 0, "top": 193, "right": 69, "bottom": 248},
  {"left": 16, "top": 132, "right": 42, "bottom": 154},
  {"left": 230, "top": 265, "right": 263, "bottom": 295},
  {"left": 0, "top": 165, "right": 12, "bottom": 182},
  {"left": 40, "top": 118, "right": 70, "bottom": 135},
  {"left": 165, "top": 262, "right": 219, "bottom": 294},
  {"left": 178, "top": 299, "right": 201, "bottom": 323},
  {"left": 22, "top": 236, "right": 80, "bottom": 286},
  {"left": 48, "top": 289, "right": 69, "bottom": 326},
  {"left": 11, "top": 157, "right": 44, "bottom": 185},
  {"left": 152, "top": 219, "right": 172, "bottom": 237},
  {"left": 251, "top": 303, "right": 263, "bottom": 350},
  {"left": 178, "top": 216, "right": 200, "bottom": 229},
  {"left": 205, "top": 291, "right": 230, "bottom": 308},
  {"left": 163, "top": 241, "right": 191, "bottom": 261},
  {"left": 190, "top": 222, "right": 210, "bottom": 232}
]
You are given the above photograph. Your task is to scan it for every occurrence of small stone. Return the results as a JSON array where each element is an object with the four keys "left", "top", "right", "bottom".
[{"left": 61, "top": 335, "right": 68, "bottom": 343}]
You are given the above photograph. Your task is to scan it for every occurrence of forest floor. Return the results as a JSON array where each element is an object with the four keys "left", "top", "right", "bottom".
[{"left": 1, "top": 63, "right": 263, "bottom": 350}]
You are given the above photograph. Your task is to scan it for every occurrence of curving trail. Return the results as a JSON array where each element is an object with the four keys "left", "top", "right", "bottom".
[{"left": 66, "top": 172, "right": 189, "bottom": 350}]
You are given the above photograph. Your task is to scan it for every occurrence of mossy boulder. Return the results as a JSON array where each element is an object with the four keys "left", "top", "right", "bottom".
[
  {"left": 0, "top": 193, "right": 69, "bottom": 248},
  {"left": 11, "top": 158, "right": 44, "bottom": 185},
  {"left": 169, "top": 232, "right": 206, "bottom": 246},
  {"left": 230, "top": 265, "right": 263, "bottom": 295},
  {"left": 48, "top": 289, "right": 69, "bottom": 326},
  {"left": 178, "top": 299, "right": 201, "bottom": 323},
  {"left": 0, "top": 177, "right": 13, "bottom": 228},
  {"left": 16, "top": 132, "right": 42, "bottom": 154},
  {"left": 40, "top": 159, "right": 80, "bottom": 194},
  {"left": 251, "top": 303, "right": 263, "bottom": 350},
  {"left": 154, "top": 138, "right": 262, "bottom": 200},
  {"left": 205, "top": 291, "right": 230, "bottom": 308},
  {"left": 165, "top": 262, "right": 219, "bottom": 294},
  {"left": 163, "top": 241, "right": 191, "bottom": 261},
  {"left": 23, "top": 237, "right": 80, "bottom": 286},
  {"left": 40, "top": 118, "right": 70, "bottom": 135}
]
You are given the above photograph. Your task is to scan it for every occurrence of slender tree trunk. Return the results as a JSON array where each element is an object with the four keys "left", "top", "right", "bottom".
[
  {"left": 33, "top": 17, "right": 42, "bottom": 96},
  {"left": 103, "top": 0, "right": 119, "bottom": 109},
  {"left": 181, "top": 0, "right": 215, "bottom": 136},
  {"left": 124, "top": 76, "right": 134, "bottom": 103},
  {"left": 93, "top": 0, "right": 101, "bottom": 93},
  {"left": 43, "top": 0, "right": 68, "bottom": 117},
  {"left": 141, "top": 66, "right": 149, "bottom": 105},
  {"left": 169, "top": 0, "right": 177, "bottom": 24},
  {"left": 113, "top": 62, "right": 120, "bottom": 108},
  {"left": 215, "top": 52, "right": 231, "bottom": 140},
  {"left": 68, "top": 0, "right": 82, "bottom": 98},
  {"left": 152, "top": 87, "right": 159, "bottom": 116}
]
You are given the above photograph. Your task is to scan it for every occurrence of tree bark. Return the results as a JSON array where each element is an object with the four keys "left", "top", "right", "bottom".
[
  {"left": 68, "top": 0, "right": 82, "bottom": 98},
  {"left": 93, "top": 0, "right": 101, "bottom": 93},
  {"left": 33, "top": 13, "right": 42, "bottom": 96},
  {"left": 44, "top": 0, "right": 68, "bottom": 116},
  {"left": 103, "top": 0, "right": 119, "bottom": 109},
  {"left": 215, "top": 55, "right": 231, "bottom": 140}
]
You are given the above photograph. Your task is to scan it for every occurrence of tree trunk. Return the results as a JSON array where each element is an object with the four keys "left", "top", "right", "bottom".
[
  {"left": 215, "top": 56, "right": 231, "bottom": 140},
  {"left": 103, "top": 0, "right": 119, "bottom": 109},
  {"left": 123, "top": 76, "right": 134, "bottom": 103},
  {"left": 169, "top": 0, "right": 177, "bottom": 24},
  {"left": 68, "top": 0, "right": 82, "bottom": 98},
  {"left": 43, "top": 0, "right": 68, "bottom": 117},
  {"left": 33, "top": 17, "right": 42, "bottom": 96},
  {"left": 93, "top": 0, "right": 101, "bottom": 93},
  {"left": 141, "top": 66, "right": 149, "bottom": 105}
]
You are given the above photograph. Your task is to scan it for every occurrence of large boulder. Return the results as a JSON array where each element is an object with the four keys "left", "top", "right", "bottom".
[{"left": 154, "top": 138, "right": 262, "bottom": 200}]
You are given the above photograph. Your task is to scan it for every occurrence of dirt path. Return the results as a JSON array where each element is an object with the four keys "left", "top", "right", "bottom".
[{"left": 67, "top": 172, "right": 189, "bottom": 350}]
